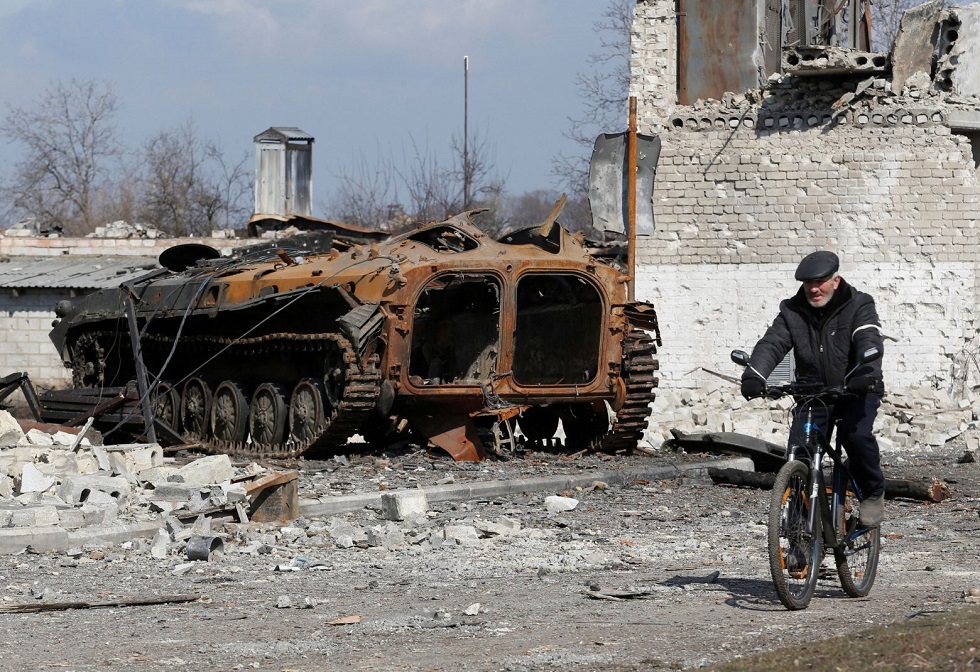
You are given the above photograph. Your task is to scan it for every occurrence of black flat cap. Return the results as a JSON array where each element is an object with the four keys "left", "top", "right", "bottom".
[{"left": 795, "top": 251, "right": 839, "bottom": 281}]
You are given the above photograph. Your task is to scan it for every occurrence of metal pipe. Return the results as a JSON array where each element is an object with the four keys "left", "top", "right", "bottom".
[{"left": 627, "top": 96, "right": 638, "bottom": 303}]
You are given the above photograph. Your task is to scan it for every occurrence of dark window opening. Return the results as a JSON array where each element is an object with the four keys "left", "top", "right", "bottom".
[
  {"left": 409, "top": 275, "right": 500, "bottom": 385},
  {"left": 513, "top": 274, "right": 602, "bottom": 385}
]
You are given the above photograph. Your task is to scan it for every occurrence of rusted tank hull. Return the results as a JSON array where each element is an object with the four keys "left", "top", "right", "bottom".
[{"left": 45, "top": 208, "right": 661, "bottom": 460}]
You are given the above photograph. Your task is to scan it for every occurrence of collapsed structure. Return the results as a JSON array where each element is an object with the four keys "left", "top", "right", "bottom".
[{"left": 631, "top": 0, "right": 980, "bottom": 398}]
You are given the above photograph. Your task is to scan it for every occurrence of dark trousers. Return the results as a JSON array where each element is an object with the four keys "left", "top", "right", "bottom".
[{"left": 788, "top": 393, "right": 885, "bottom": 499}]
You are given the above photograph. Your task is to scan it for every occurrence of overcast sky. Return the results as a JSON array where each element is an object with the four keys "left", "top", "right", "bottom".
[{"left": 0, "top": 1, "right": 620, "bottom": 218}]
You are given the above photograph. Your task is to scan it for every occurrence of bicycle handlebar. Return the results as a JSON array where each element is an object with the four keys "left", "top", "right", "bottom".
[{"left": 755, "top": 382, "right": 847, "bottom": 401}]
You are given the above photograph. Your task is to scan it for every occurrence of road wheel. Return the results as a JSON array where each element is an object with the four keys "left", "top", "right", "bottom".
[
  {"left": 180, "top": 378, "right": 212, "bottom": 441},
  {"left": 288, "top": 378, "right": 325, "bottom": 444},
  {"left": 248, "top": 383, "right": 288, "bottom": 447},
  {"left": 211, "top": 381, "right": 248, "bottom": 443}
]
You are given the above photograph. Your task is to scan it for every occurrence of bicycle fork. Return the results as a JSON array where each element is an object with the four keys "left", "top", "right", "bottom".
[{"left": 793, "top": 407, "right": 838, "bottom": 548}]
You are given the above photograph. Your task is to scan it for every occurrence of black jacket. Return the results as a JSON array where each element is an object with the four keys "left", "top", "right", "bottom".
[{"left": 744, "top": 279, "right": 885, "bottom": 395}]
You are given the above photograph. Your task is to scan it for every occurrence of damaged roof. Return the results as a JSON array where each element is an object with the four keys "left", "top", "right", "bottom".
[{"left": 0, "top": 256, "right": 159, "bottom": 290}]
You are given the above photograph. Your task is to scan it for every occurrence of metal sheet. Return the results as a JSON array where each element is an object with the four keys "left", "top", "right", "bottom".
[
  {"left": 679, "top": 0, "right": 761, "bottom": 104},
  {"left": 587, "top": 132, "right": 660, "bottom": 236},
  {"left": 0, "top": 257, "right": 158, "bottom": 289}
]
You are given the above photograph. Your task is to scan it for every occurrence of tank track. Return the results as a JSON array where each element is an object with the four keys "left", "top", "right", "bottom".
[
  {"left": 599, "top": 328, "right": 659, "bottom": 453},
  {"left": 76, "top": 330, "right": 381, "bottom": 460}
]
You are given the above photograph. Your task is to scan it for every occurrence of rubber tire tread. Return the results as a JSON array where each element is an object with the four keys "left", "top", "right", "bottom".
[
  {"left": 768, "top": 460, "right": 822, "bottom": 611},
  {"left": 833, "top": 477, "right": 881, "bottom": 597}
]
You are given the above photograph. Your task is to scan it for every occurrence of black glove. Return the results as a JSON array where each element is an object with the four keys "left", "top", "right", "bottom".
[
  {"left": 740, "top": 376, "right": 765, "bottom": 400},
  {"left": 846, "top": 375, "right": 874, "bottom": 394}
]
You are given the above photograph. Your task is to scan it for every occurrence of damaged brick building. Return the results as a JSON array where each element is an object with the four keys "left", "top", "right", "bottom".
[{"left": 630, "top": 0, "right": 980, "bottom": 396}]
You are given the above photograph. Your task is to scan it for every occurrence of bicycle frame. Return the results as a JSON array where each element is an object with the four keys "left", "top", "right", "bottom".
[{"left": 790, "top": 399, "right": 869, "bottom": 550}]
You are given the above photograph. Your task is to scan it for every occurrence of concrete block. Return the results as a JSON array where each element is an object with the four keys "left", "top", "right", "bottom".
[
  {"left": 36, "top": 451, "right": 81, "bottom": 477},
  {"left": 80, "top": 501, "right": 118, "bottom": 526},
  {"left": 442, "top": 525, "right": 481, "bottom": 546},
  {"left": 381, "top": 490, "right": 428, "bottom": 521},
  {"left": 10, "top": 505, "right": 61, "bottom": 527},
  {"left": 74, "top": 451, "right": 100, "bottom": 475},
  {"left": 104, "top": 443, "right": 163, "bottom": 479},
  {"left": 366, "top": 522, "right": 406, "bottom": 549},
  {"left": 57, "top": 475, "right": 131, "bottom": 506},
  {"left": 0, "top": 475, "right": 12, "bottom": 499},
  {"left": 58, "top": 508, "right": 87, "bottom": 529},
  {"left": 0, "top": 410, "right": 26, "bottom": 447},
  {"left": 25, "top": 428, "right": 55, "bottom": 446},
  {"left": 173, "top": 454, "right": 234, "bottom": 486},
  {"left": 20, "top": 463, "right": 56, "bottom": 494},
  {"left": 137, "top": 465, "right": 180, "bottom": 485},
  {"left": 51, "top": 431, "right": 88, "bottom": 447}
]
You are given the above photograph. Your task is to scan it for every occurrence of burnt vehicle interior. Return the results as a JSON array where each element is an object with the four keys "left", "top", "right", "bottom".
[
  {"left": 409, "top": 274, "right": 501, "bottom": 385},
  {"left": 513, "top": 273, "right": 602, "bottom": 385},
  {"left": 408, "top": 272, "right": 603, "bottom": 388}
]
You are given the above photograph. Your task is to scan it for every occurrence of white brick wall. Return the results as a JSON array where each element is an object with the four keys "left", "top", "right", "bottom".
[
  {"left": 632, "top": 0, "right": 980, "bottom": 397},
  {"left": 0, "top": 289, "right": 72, "bottom": 387}
]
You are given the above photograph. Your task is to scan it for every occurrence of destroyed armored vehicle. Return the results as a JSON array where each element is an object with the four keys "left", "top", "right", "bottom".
[{"left": 44, "top": 202, "right": 661, "bottom": 461}]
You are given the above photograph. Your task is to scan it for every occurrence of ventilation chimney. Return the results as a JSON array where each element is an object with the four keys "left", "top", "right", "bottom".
[{"left": 253, "top": 127, "right": 314, "bottom": 218}]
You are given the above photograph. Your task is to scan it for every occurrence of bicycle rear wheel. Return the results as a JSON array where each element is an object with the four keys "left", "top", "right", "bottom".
[
  {"left": 833, "top": 472, "right": 881, "bottom": 597},
  {"left": 768, "top": 460, "right": 822, "bottom": 610}
]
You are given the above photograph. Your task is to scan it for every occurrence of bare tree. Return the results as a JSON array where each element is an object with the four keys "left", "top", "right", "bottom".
[
  {"left": 327, "top": 129, "right": 504, "bottom": 233},
  {"left": 0, "top": 78, "right": 122, "bottom": 234},
  {"left": 203, "top": 143, "right": 251, "bottom": 231},
  {"left": 331, "top": 149, "right": 399, "bottom": 229},
  {"left": 551, "top": 0, "right": 635, "bottom": 196},
  {"left": 138, "top": 120, "right": 250, "bottom": 236},
  {"left": 870, "top": 0, "right": 948, "bottom": 52}
]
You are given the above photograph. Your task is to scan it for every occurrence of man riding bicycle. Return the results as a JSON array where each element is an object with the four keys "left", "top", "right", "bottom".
[{"left": 740, "top": 250, "right": 886, "bottom": 527}]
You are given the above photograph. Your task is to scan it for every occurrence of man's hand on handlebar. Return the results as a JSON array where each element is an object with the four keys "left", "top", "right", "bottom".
[
  {"left": 845, "top": 375, "right": 874, "bottom": 394},
  {"left": 740, "top": 376, "right": 766, "bottom": 400}
]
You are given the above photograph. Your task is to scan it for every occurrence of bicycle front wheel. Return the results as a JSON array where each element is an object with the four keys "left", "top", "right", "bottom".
[
  {"left": 833, "top": 476, "right": 881, "bottom": 597},
  {"left": 768, "top": 460, "right": 823, "bottom": 610}
]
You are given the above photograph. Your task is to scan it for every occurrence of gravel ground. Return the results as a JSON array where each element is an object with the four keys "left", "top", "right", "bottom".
[{"left": 0, "top": 439, "right": 978, "bottom": 671}]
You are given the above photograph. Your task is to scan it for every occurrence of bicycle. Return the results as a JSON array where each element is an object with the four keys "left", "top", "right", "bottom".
[{"left": 731, "top": 347, "right": 882, "bottom": 610}]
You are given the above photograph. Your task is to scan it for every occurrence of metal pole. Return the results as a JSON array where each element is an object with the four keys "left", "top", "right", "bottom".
[
  {"left": 627, "top": 96, "right": 638, "bottom": 303},
  {"left": 124, "top": 287, "right": 157, "bottom": 443},
  {"left": 463, "top": 55, "right": 470, "bottom": 210}
]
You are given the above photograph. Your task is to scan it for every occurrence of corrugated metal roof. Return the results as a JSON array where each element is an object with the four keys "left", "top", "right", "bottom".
[
  {"left": 0, "top": 257, "right": 159, "bottom": 290},
  {"left": 253, "top": 127, "right": 314, "bottom": 143}
]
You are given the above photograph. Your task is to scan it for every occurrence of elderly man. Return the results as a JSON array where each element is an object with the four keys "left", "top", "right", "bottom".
[{"left": 740, "top": 251, "right": 886, "bottom": 527}]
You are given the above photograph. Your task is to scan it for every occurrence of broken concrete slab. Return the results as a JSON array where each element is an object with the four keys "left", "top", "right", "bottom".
[
  {"left": 173, "top": 454, "right": 234, "bottom": 486},
  {"left": 891, "top": 0, "right": 943, "bottom": 93},
  {"left": 103, "top": 443, "right": 163, "bottom": 480},
  {"left": 939, "top": 6, "right": 980, "bottom": 99}
]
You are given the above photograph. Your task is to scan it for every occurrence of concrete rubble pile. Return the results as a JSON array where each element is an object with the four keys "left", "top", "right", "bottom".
[
  {"left": 0, "top": 409, "right": 271, "bottom": 554},
  {"left": 644, "top": 381, "right": 980, "bottom": 455}
]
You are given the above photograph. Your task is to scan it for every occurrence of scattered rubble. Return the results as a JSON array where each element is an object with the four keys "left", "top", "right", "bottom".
[
  {"left": 0, "top": 409, "right": 297, "bottom": 555},
  {"left": 643, "top": 380, "right": 980, "bottom": 457}
]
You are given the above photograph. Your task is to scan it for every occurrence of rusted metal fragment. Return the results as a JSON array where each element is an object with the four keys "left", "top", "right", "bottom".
[
  {"left": 246, "top": 470, "right": 299, "bottom": 523},
  {"left": 677, "top": 0, "right": 761, "bottom": 104},
  {"left": 412, "top": 413, "right": 485, "bottom": 462},
  {"left": 891, "top": 0, "right": 943, "bottom": 93}
]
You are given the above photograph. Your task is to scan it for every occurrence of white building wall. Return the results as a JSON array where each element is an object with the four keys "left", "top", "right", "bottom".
[{"left": 632, "top": 0, "right": 980, "bottom": 399}]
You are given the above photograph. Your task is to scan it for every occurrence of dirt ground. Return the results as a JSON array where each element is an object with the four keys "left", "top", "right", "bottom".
[{"left": 0, "top": 438, "right": 978, "bottom": 671}]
